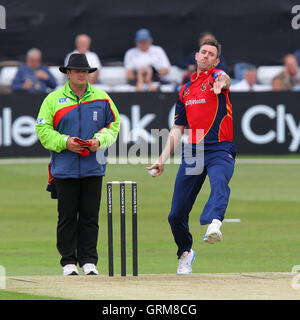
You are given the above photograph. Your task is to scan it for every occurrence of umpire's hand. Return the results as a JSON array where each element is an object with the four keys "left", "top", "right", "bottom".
[
  {"left": 66, "top": 137, "right": 86, "bottom": 154},
  {"left": 87, "top": 139, "right": 100, "bottom": 152}
]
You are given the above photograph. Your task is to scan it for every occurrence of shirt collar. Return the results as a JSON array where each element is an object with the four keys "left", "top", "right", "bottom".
[
  {"left": 64, "top": 81, "right": 92, "bottom": 100},
  {"left": 191, "top": 67, "right": 215, "bottom": 82}
]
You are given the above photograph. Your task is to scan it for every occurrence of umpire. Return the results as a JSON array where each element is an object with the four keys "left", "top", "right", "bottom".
[{"left": 36, "top": 54, "right": 120, "bottom": 275}]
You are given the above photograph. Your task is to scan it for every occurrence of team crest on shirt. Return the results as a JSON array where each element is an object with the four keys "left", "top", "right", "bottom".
[
  {"left": 93, "top": 111, "right": 98, "bottom": 121},
  {"left": 201, "top": 83, "right": 206, "bottom": 91}
]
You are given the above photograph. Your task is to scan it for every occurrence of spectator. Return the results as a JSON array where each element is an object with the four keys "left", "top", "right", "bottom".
[
  {"left": 272, "top": 75, "right": 285, "bottom": 91},
  {"left": 294, "top": 49, "right": 300, "bottom": 66},
  {"left": 124, "top": 28, "right": 171, "bottom": 91},
  {"left": 176, "top": 32, "right": 227, "bottom": 84},
  {"left": 277, "top": 54, "right": 300, "bottom": 90},
  {"left": 64, "top": 34, "right": 101, "bottom": 84},
  {"left": 11, "top": 48, "right": 56, "bottom": 93},
  {"left": 230, "top": 66, "right": 270, "bottom": 92}
]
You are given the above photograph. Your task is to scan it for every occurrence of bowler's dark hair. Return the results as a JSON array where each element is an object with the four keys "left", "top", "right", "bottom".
[{"left": 200, "top": 39, "right": 222, "bottom": 58}]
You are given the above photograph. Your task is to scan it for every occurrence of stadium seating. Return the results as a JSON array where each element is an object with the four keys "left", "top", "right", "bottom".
[
  {"left": 0, "top": 66, "right": 18, "bottom": 86},
  {"left": 98, "top": 65, "right": 185, "bottom": 91},
  {"left": 257, "top": 65, "right": 283, "bottom": 85},
  {"left": 48, "top": 66, "right": 66, "bottom": 86},
  {"left": 99, "top": 66, "right": 127, "bottom": 86},
  {"left": 112, "top": 83, "right": 136, "bottom": 92},
  {"left": 0, "top": 65, "right": 185, "bottom": 92},
  {"left": 162, "top": 66, "right": 185, "bottom": 85},
  {"left": 2, "top": 64, "right": 283, "bottom": 91}
]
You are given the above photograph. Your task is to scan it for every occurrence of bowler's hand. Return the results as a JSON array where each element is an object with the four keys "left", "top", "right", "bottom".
[
  {"left": 87, "top": 139, "right": 100, "bottom": 152},
  {"left": 66, "top": 137, "right": 85, "bottom": 154},
  {"left": 146, "top": 162, "right": 164, "bottom": 177},
  {"left": 211, "top": 79, "right": 226, "bottom": 94},
  {"left": 210, "top": 75, "right": 230, "bottom": 94}
]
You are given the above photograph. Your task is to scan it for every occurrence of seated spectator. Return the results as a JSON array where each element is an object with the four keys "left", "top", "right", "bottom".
[
  {"left": 11, "top": 48, "right": 56, "bottom": 93},
  {"left": 294, "top": 49, "right": 300, "bottom": 66},
  {"left": 272, "top": 75, "right": 285, "bottom": 91},
  {"left": 124, "top": 28, "right": 171, "bottom": 91},
  {"left": 231, "top": 66, "right": 270, "bottom": 92},
  {"left": 64, "top": 34, "right": 101, "bottom": 84},
  {"left": 277, "top": 54, "right": 300, "bottom": 90},
  {"left": 176, "top": 32, "right": 227, "bottom": 84}
]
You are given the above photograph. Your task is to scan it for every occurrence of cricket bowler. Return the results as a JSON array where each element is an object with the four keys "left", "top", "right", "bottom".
[{"left": 147, "top": 39, "right": 237, "bottom": 274}]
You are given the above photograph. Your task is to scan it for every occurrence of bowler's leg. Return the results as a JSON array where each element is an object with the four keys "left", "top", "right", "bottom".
[
  {"left": 168, "top": 163, "right": 207, "bottom": 258},
  {"left": 200, "top": 154, "right": 235, "bottom": 225}
]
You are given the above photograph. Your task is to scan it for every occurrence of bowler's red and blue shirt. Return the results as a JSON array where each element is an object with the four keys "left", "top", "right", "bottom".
[{"left": 175, "top": 67, "right": 233, "bottom": 144}]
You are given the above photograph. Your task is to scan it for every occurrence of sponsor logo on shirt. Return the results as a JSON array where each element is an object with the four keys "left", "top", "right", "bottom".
[
  {"left": 36, "top": 118, "right": 45, "bottom": 125},
  {"left": 58, "top": 97, "right": 70, "bottom": 103},
  {"left": 185, "top": 99, "right": 206, "bottom": 107}
]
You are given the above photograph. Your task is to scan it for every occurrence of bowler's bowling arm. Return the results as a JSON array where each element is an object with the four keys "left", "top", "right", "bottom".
[
  {"left": 159, "top": 124, "right": 185, "bottom": 164},
  {"left": 147, "top": 124, "right": 185, "bottom": 176},
  {"left": 211, "top": 74, "right": 231, "bottom": 94}
]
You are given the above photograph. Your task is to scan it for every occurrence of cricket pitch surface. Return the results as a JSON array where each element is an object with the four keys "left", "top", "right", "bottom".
[{"left": 5, "top": 273, "right": 300, "bottom": 300}]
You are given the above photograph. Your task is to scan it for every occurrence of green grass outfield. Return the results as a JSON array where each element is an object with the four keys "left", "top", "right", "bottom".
[
  {"left": 0, "top": 290, "right": 66, "bottom": 300},
  {"left": 0, "top": 156, "right": 299, "bottom": 298}
]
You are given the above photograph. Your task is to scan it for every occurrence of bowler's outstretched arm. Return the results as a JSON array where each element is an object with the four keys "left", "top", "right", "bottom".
[{"left": 147, "top": 124, "right": 185, "bottom": 177}]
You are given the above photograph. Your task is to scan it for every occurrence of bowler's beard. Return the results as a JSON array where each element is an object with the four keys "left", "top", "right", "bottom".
[{"left": 197, "top": 62, "right": 212, "bottom": 73}]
